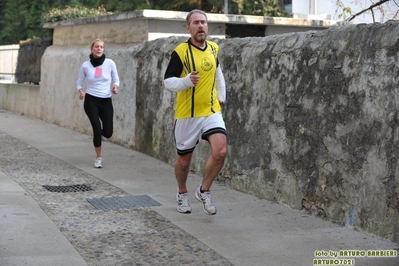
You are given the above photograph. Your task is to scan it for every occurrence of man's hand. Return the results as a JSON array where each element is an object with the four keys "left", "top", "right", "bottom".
[{"left": 190, "top": 71, "right": 200, "bottom": 86}]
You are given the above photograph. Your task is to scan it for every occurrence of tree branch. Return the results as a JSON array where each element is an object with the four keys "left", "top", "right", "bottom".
[{"left": 347, "top": 0, "right": 391, "bottom": 22}]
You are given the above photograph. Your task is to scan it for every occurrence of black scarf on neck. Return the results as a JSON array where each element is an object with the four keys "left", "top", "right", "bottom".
[{"left": 90, "top": 54, "right": 106, "bottom": 67}]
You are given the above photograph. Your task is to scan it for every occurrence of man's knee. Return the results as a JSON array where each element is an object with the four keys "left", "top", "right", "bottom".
[
  {"left": 210, "top": 136, "right": 227, "bottom": 160},
  {"left": 214, "top": 146, "right": 227, "bottom": 161},
  {"left": 176, "top": 154, "right": 192, "bottom": 168}
]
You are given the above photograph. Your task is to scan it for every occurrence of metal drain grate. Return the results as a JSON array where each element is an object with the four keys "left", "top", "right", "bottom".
[
  {"left": 87, "top": 195, "right": 162, "bottom": 211},
  {"left": 43, "top": 184, "right": 93, "bottom": 193}
]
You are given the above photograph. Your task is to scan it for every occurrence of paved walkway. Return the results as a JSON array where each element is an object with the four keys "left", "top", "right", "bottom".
[{"left": 0, "top": 110, "right": 398, "bottom": 266}]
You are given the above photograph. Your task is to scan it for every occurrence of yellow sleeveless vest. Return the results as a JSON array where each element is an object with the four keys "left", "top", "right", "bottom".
[{"left": 173, "top": 40, "right": 221, "bottom": 119}]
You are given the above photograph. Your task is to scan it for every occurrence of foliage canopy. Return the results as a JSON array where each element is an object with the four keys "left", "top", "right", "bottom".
[{"left": 0, "top": 0, "right": 288, "bottom": 45}]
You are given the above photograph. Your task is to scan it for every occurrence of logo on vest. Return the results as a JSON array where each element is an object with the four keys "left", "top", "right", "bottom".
[{"left": 201, "top": 57, "right": 213, "bottom": 71}]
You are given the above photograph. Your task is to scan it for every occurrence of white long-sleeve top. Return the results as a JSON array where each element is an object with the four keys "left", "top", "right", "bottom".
[
  {"left": 76, "top": 58, "right": 120, "bottom": 98},
  {"left": 164, "top": 65, "right": 226, "bottom": 103}
]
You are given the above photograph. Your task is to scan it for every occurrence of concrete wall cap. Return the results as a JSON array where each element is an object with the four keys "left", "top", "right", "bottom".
[{"left": 43, "top": 9, "right": 347, "bottom": 29}]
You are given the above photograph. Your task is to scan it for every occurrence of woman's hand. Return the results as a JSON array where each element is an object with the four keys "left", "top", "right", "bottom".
[
  {"left": 112, "top": 85, "right": 119, "bottom": 94},
  {"left": 78, "top": 89, "right": 85, "bottom": 100}
]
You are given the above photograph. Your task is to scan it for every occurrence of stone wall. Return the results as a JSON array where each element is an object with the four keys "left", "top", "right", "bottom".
[
  {"left": 3, "top": 20, "right": 399, "bottom": 243},
  {"left": 0, "top": 83, "right": 40, "bottom": 117},
  {"left": 219, "top": 22, "right": 399, "bottom": 243},
  {"left": 15, "top": 40, "right": 52, "bottom": 84},
  {"left": 127, "top": 22, "right": 399, "bottom": 243}
]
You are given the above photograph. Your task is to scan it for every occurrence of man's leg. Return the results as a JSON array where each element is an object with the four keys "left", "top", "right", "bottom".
[
  {"left": 174, "top": 153, "right": 193, "bottom": 193},
  {"left": 195, "top": 133, "right": 226, "bottom": 215},
  {"left": 175, "top": 153, "right": 193, "bottom": 213},
  {"left": 201, "top": 133, "right": 227, "bottom": 190}
]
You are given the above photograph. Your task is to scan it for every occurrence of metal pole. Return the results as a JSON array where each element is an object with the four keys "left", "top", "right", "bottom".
[{"left": 224, "top": 0, "right": 228, "bottom": 14}]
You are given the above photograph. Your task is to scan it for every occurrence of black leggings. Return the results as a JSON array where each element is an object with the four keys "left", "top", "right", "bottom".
[{"left": 84, "top": 93, "right": 114, "bottom": 147}]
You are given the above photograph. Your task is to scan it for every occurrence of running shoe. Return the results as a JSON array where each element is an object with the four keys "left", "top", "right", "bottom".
[
  {"left": 176, "top": 192, "right": 192, "bottom": 213},
  {"left": 94, "top": 157, "right": 103, "bottom": 168},
  {"left": 195, "top": 185, "right": 217, "bottom": 215}
]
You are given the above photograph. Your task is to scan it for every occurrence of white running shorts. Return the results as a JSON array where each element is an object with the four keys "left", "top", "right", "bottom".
[{"left": 174, "top": 113, "right": 226, "bottom": 155}]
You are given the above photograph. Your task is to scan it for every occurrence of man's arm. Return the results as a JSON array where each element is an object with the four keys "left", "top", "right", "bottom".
[
  {"left": 164, "top": 75, "right": 195, "bottom": 92},
  {"left": 164, "top": 51, "right": 195, "bottom": 92},
  {"left": 215, "top": 66, "right": 226, "bottom": 103}
]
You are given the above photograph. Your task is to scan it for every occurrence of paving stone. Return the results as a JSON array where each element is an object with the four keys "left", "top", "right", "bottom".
[{"left": 0, "top": 132, "right": 232, "bottom": 265}]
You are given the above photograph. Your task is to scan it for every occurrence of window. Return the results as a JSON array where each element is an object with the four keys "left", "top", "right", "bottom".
[{"left": 283, "top": 0, "right": 292, "bottom": 13}]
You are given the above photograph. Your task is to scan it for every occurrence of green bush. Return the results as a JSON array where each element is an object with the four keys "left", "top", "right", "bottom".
[{"left": 43, "top": 5, "right": 113, "bottom": 23}]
